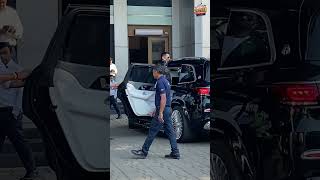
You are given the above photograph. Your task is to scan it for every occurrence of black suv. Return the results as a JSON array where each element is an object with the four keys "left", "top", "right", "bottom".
[
  {"left": 212, "top": 0, "right": 320, "bottom": 179},
  {"left": 22, "top": 4, "right": 108, "bottom": 180},
  {"left": 118, "top": 57, "right": 210, "bottom": 142}
]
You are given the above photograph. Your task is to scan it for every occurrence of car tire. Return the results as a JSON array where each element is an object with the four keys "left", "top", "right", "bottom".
[
  {"left": 172, "top": 106, "right": 196, "bottom": 142},
  {"left": 211, "top": 139, "right": 243, "bottom": 180}
]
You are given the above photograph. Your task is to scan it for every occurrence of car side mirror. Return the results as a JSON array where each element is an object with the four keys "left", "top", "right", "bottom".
[{"left": 178, "top": 64, "right": 197, "bottom": 84}]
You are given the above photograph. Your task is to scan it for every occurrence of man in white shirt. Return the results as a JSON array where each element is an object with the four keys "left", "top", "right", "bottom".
[
  {"left": 0, "top": 0, "right": 23, "bottom": 45},
  {"left": 0, "top": 42, "right": 38, "bottom": 180},
  {"left": 110, "top": 57, "right": 118, "bottom": 76},
  {"left": 110, "top": 70, "right": 121, "bottom": 119},
  {"left": 0, "top": 0, "right": 23, "bottom": 62}
]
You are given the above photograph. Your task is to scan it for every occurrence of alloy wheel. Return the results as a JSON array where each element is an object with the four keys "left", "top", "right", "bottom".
[
  {"left": 171, "top": 109, "right": 183, "bottom": 140},
  {"left": 211, "top": 152, "right": 229, "bottom": 180}
]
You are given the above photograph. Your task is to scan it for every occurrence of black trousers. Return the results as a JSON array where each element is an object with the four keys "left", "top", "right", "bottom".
[
  {"left": 0, "top": 108, "right": 36, "bottom": 173},
  {"left": 110, "top": 95, "right": 121, "bottom": 116}
]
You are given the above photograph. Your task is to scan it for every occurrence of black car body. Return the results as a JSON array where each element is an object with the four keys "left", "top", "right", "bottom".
[
  {"left": 118, "top": 57, "right": 210, "bottom": 142},
  {"left": 212, "top": 0, "right": 320, "bottom": 179},
  {"left": 22, "top": 4, "right": 108, "bottom": 180}
]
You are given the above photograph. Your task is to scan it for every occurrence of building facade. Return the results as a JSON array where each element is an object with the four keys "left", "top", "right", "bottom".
[{"left": 111, "top": 0, "right": 210, "bottom": 81}]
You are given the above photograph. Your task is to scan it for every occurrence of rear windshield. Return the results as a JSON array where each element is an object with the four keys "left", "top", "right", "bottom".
[
  {"left": 306, "top": 11, "right": 320, "bottom": 63},
  {"left": 205, "top": 64, "right": 210, "bottom": 82}
]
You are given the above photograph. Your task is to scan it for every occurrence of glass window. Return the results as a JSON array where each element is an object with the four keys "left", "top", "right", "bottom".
[
  {"left": 220, "top": 11, "right": 271, "bottom": 68},
  {"left": 63, "top": 14, "right": 107, "bottom": 67},
  {"left": 179, "top": 65, "right": 196, "bottom": 83},
  {"left": 129, "top": 66, "right": 155, "bottom": 84},
  {"left": 205, "top": 63, "right": 210, "bottom": 82},
  {"left": 306, "top": 10, "right": 320, "bottom": 64},
  {"left": 7, "top": 0, "right": 16, "bottom": 8},
  {"left": 127, "top": 0, "right": 171, "bottom": 7}
]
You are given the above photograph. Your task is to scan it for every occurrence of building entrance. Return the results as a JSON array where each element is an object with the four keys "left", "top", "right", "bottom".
[{"left": 128, "top": 26, "right": 171, "bottom": 64}]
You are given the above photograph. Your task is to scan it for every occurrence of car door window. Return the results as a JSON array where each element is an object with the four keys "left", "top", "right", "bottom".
[
  {"left": 59, "top": 13, "right": 107, "bottom": 91},
  {"left": 179, "top": 65, "right": 196, "bottom": 83},
  {"left": 129, "top": 66, "right": 155, "bottom": 84},
  {"left": 63, "top": 14, "right": 107, "bottom": 67},
  {"left": 220, "top": 10, "right": 272, "bottom": 68}
]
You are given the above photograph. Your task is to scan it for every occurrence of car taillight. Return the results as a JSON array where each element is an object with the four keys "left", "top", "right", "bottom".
[
  {"left": 272, "top": 84, "right": 319, "bottom": 105},
  {"left": 301, "top": 149, "right": 320, "bottom": 160},
  {"left": 197, "top": 87, "right": 210, "bottom": 96}
]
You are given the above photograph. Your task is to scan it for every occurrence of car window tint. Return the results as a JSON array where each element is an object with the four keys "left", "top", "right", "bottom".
[
  {"left": 63, "top": 14, "right": 107, "bottom": 67},
  {"left": 220, "top": 11, "right": 271, "bottom": 67},
  {"left": 179, "top": 65, "right": 195, "bottom": 83},
  {"left": 205, "top": 63, "right": 210, "bottom": 82},
  {"left": 306, "top": 10, "right": 320, "bottom": 64},
  {"left": 130, "top": 66, "right": 155, "bottom": 84}
]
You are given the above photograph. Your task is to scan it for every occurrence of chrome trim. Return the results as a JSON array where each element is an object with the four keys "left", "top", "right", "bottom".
[{"left": 204, "top": 121, "right": 210, "bottom": 130}]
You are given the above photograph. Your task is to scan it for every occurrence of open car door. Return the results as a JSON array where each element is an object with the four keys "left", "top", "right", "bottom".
[
  {"left": 23, "top": 6, "right": 108, "bottom": 179},
  {"left": 124, "top": 64, "right": 156, "bottom": 117}
]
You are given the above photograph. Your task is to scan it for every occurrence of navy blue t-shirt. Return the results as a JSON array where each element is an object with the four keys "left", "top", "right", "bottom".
[{"left": 155, "top": 76, "right": 171, "bottom": 107}]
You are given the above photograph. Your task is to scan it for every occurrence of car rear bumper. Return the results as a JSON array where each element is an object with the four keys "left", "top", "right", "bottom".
[
  {"left": 190, "top": 110, "right": 210, "bottom": 131},
  {"left": 293, "top": 107, "right": 320, "bottom": 178}
]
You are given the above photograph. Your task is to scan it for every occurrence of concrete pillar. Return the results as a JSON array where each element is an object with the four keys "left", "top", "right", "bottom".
[
  {"left": 194, "top": 0, "right": 210, "bottom": 59},
  {"left": 172, "top": 0, "right": 195, "bottom": 59},
  {"left": 17, "top": 0, "right": 58, "bottom": 69},
  {"left": 113, "top": 0, "right": 129, "bottom": 82},
  {"left": 172, "top": 0, "right": 181, "bottom": 59}
]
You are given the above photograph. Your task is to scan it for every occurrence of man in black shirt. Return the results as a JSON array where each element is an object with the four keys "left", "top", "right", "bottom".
[{"left": 156, "top": 52, "right": 171, "bottom": 83}]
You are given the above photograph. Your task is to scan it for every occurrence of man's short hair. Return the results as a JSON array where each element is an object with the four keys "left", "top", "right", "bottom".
[
  {"left": 161, "top": 52, "right": 170, "bottom": 58},
  {"left": 153, "top": 65, "right": 165, "bottom": 74}
]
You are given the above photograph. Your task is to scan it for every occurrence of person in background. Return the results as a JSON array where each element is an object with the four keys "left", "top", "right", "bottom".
[
  {"left": 0, "top": 0, "right": 23, "bottom": 63},
  {"left": 158, "top": 52, "right": 171, "bottom": 66},
  {"left": 131, "top": 65, "right": 180, "bottom": 159},
  {"left": 110, "top": 70, "right": 121, "bottom": 119},
  {"left": 0, "top": 41, "right": 38, "bottom": 180},
  {"left": 110, "top": 57, "right": 118, "bottom": 76},
  {"left": 156, "top": 52, "right": 172, "bottom": 84}
]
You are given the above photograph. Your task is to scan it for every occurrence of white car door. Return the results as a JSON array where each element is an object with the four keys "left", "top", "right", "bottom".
[
  {"left": 48, "top": 9, "right": 108, "bottom": 172},
  {"left": 125, "top": 64, "right": 156, "bottom": 117}
]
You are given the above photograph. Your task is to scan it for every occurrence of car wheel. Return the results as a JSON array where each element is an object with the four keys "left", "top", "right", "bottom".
[
  {"left": 128, "top": 117, "right": 137, "bottom": 129},
  {"left": 171, "top": 106, "right": 196, "bottom": 142},
  {"left": 211, "top": 140, "right": 243, "bottom": 180}
]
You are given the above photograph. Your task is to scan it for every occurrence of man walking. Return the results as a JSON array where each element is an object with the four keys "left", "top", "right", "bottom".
[
  {"left": 110, "top": 70, "right": 121, "bottom": 119},
  {"left": 0, "top": 41, "right": 38, "bottom": 180},
  {"left": 131, "top": 65, "right": 180, "bottom": 159}
]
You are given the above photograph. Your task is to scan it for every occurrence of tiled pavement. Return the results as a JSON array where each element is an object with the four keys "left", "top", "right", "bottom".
[{"left": 110, "top": 114, "right": 210, "bottom": 180}]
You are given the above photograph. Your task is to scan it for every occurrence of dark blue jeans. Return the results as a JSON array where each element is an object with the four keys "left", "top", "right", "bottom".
[
  {"left": 0, "top": 109, "right": 36, "bottom": 173},
  {"left": 142, "top": 107, "right": 179, "bottom": 155}
]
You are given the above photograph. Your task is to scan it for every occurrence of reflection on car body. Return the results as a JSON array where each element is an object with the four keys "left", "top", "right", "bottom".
[{"left": 212, "top": 0, "right": 320, "bottom": 179}]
